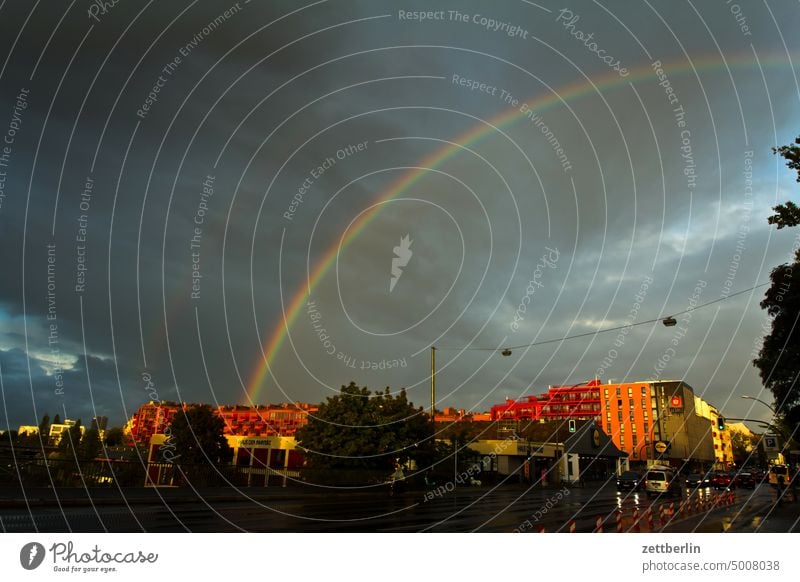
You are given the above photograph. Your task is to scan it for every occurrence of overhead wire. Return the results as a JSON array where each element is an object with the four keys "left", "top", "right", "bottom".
[{"left": 436, "top": 281, "right": 770, "bottom": 352}]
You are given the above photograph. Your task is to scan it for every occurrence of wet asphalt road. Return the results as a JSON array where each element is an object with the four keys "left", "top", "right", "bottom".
[{"left": 0, "top": 480, "right": 781, "bottom": 533}]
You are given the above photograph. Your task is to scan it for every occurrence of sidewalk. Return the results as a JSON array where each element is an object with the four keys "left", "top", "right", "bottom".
[
  {"left": 750, "top": 496, "right": 800, "bottom": 532},
  {"left": 725, "top": 488, "right": 800, "bottom": 533}
]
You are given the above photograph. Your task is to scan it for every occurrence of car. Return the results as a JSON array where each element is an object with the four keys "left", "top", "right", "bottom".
[
  {"left": 644, "top": 467, "right": 681, "bottom": 497},
  {"left": 710, "top": 471, "right": 736, "bottom": 490},
  {"left": 735, "top": 472, "right": 756, "bottom": 489},
  {"left": 616, "top": 471, "right": 644, "bottom": 491},
  {"left": 685, "top": 472, "right": 712, "bottom": 488},
  {"left": 768, "top": 465, "right": 795, "bottom": 488}
]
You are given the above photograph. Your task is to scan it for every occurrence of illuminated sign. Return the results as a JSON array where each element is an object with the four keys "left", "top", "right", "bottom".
[
  {"left": 654, "top": 441, "right": 669, "bottom": 454},
  {"left": 670, "top": 396, "right": 683, "bottom": 408}
]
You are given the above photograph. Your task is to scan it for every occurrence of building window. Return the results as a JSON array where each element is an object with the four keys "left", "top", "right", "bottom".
[
  {"left": 620, "top": 436, "right": 625, "bottom": 447},
  {"left": 632, "top": 435, "right": 638, "bottom": 446},
  {"left": 605, "top": 399, "right": 609, "bottom": 410},
  {"left": 617, "top": 399, "right": 622, "bottom": 408},
  {"left": 620, "top": 423, "right": 625, "bottom": 432},
  {"left": 618, "top": 411, "right": 622, "bottom": 421},
  {"left": 644, "top": 410, "right": 648, "bottom": 419},
  {"left": 641, "top": 386, "right": 647, "bottom": 394},
  {"left": 606, "top": 424, "right": 612, "bottom": 434},
  {"left": 604, "top": 389, "right": 609, "bottom": 398},
  {"left": 628, "top": 387, "right": 633, "bottom": 397},
  {"left": 641, "top": 398, "right": 646, "bottom": 408},
  {"left": 606, "top": 413, "right": 611, "bottom": 422},
  {"left": 616, "top": 387, "right": 621, "bottom": 397},
  {"left": 632, "top": 423, "right": 637, "bottom": 433},
  {"left": 644, "top": 423, "right": 649, "bottom": 434},
  {"left": 630, "top": 411, "right": 635, "bottom": 420}
]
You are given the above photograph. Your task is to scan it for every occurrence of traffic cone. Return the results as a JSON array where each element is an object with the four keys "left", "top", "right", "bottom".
[
  {"left": 594, "top": 515, "right": 603, "bottom": 533},
  {"left": 568, "top": 519, "right": 577, "bottom": 533},
  {"left": 616, "top": 510, "right": 623, "bottom": 533}
]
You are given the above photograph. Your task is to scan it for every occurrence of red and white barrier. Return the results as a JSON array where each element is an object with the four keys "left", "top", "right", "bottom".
[
  {"left": 568, "top": 519, "right": 577, "bottom": 533},
  {"left": 594, "top": 515, "right": 603, "bottom": 533},
  {"left": 615, "top": 510, "right": 623, "bottom": 533}
]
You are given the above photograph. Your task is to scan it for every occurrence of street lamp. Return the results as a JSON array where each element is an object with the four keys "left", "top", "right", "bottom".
[{"left": 740, "top": 395, "right": 777, "bottom": 416}]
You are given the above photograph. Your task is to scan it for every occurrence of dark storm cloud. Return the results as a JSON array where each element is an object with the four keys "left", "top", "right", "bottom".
[{"left": 0, "top": 0, "right": 799, "bottom": 431}]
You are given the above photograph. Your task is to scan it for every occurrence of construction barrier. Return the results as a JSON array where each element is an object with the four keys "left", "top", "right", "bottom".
[
  {"left": 616, "top": 510, "right": 623, "bottom": 533},
  {"left": 594, "top": 515, "right": 603, "bottom": 533},
  {"left": 646, "top": 508, "right": 654, "bottom": 530},
  {"left": 537, "top": 525, "right": 546, "bottom": 533},
  {"left": 632, "top": 508, "right": 640, "bottom": 532},
  {"left": 568, "top": 519, "right": 577, "bottom": 533}
]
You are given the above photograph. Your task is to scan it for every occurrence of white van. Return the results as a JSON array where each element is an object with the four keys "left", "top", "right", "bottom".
[{"left": 644, "top": 465, "right": 681, "bottom": 497}]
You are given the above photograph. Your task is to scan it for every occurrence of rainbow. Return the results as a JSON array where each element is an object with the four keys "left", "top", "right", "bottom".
[{"left": 245, "top": 53, "right": 790, "bottom": 403}]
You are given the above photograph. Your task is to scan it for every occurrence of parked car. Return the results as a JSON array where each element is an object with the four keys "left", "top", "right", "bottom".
[
  {"left": 616, "top": 471, "right": 644, "bottom": 491},
  {"left": 685, "top": 472, "right": 712, "bottom": 488},
  {"left": 735, "top": 472, "right": 756, "bottom": 489},
  {"left": 644, "top": 467, "right": 681, "bottom": 497},
  {"left": 768, "top": 464, "right": 796, "bottom": 488},
  {"left": 710, "top": 471, "right": 736, "bottom": 490}
]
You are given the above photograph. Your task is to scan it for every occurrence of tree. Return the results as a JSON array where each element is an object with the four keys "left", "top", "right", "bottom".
[
  {"left": 38, "top": 413, "right": 50, "bottom": 447},
  {"left": 730, "top": 429, "right": 754, "bottom": 465},
  {"left": 52, "top": 414, "right": 61, "bottom": 425},
  {"left": 58, "top": 419, "right": 82, "bottom": 456},
  {"left": 296, "top": 381, "right": 433, "bottom": 471},
  {"left": 103, "top": 427, "right": 126, "bottom": 447},
  {"left": 769, "top": 137, "right": 800, "bottom": 228},
  {"left": 79, "top": 427, "right": 103, "bottom": 460},
  {"left": 754, "top": 135, "right": 800, "bottom": 430},
  {"left": 168, "top": 405, "right": 232, "bottom": 467}
]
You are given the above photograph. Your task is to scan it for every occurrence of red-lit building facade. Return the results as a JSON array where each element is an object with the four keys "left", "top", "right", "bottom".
[
  {"left": 217, "top": 403, "right": 318, "bottom": 437},
  {"left": 490, "top": 379, "right": 603, "bottom": 423},
  {"left": 129, "top": 401, "right": 318, "bottom": 446}
]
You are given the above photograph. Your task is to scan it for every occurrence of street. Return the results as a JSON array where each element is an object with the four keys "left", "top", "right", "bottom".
[{"left": 0, "top": 480, "right": 792, "bottom": 533}]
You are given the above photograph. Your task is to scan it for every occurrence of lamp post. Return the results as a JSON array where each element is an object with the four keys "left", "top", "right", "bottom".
[
  {"left": 740, "top": 395, "right": 777, "bottom": 416},
  {"left": 430, "top": 346, "right": 436, "bottom": 423}
]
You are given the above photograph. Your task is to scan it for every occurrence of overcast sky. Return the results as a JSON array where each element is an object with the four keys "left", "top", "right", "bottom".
[{"left": 1, "top": 0, "right": 799, "bottom": 431}]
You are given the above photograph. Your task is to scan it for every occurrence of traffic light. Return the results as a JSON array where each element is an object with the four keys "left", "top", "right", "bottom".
[
  {"left": 717, "top": 416, "right": 725, "bottom": 430},
  {"left": 568, "top": 419, "right": 576, "bottom": 433}
]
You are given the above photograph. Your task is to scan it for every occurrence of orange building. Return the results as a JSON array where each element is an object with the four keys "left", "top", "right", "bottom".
[
  {"left": 434, "top": 407, "right": 491, "bottom": 423},
  {"left": 598, "top": 381, "right": 652, "bottom": 461},
  {"left": 489, "top": 378, "right": 718, "bottom": 468}
]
